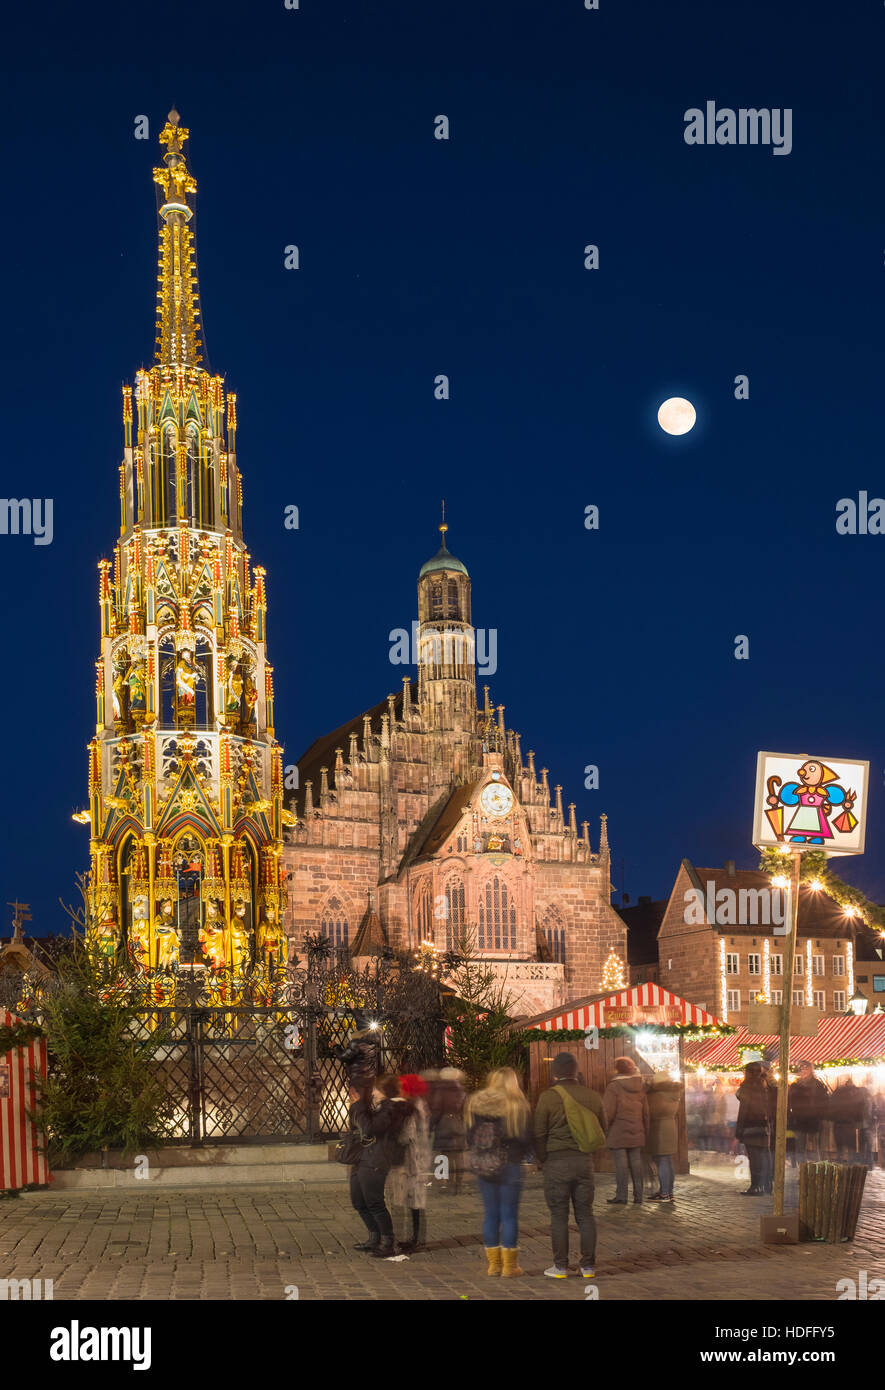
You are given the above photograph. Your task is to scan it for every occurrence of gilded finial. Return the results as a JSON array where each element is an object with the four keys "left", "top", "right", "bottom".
[
  {"left": 152, "top": 108, "right": 203, "bottom": 367},
  {"left": 439, "top": 499, "right": 448, "bottom": 542}
]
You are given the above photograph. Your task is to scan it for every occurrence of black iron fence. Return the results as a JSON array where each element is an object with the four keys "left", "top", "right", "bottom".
[{"left": 128, "top": 1005, "right": 446, "bottom": 1145}]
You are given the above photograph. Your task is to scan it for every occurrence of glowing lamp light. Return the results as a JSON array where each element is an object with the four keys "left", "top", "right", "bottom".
[
  {"left": 844, "top": 905, "right": 859, "bottom": 918},
  {"left": 771, "top": 875, "right": 789, "bottom": 890},
  {"left": 368, "top": 1020, "right": 380, "bottom": 1031},
  {"left": 808, "top": 879, "right": 822, "bottom": 892},
  {"left": 847, "top": 990, "right": 868, "bottom": 1017}
]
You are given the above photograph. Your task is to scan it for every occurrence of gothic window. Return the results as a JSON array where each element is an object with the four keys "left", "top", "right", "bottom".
[
  {"left": 445, "top": 878, "right": 465, "bottom": 952},
  {"left": 163, "top": 425, "right": 177, "bottom": 524},
  {"left": 416, "top": 882, "right": 433, "bottom": 944},
  {"left": 186, "top": 426, "right": 199, "bottom": 525},
  {"left": 322, "top": 898, "right": 349, "bottom": 962},
  {"left": 446, "top": 578, "right": 460, "bottom": 619},
  {"left": 543, "top": 909, "right": 566, "bottom": 965},
  {"left": 478, "top": 876, "right": 516, "bottom": 952},
  {"left": 430, "top": 582, "right": 444, "bottom": 619},
  {"left": 173, "top": 834, "right": 204, "bottom": 966}
]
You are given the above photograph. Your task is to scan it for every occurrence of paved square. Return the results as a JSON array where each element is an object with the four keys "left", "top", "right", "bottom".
[{"left": 1, "top": 1159, "right": 883, "bottom": 1300}]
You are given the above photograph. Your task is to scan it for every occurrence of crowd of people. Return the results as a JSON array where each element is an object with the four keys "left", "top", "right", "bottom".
[
  {"left": 339, "top": 1033, "right": 686, "bottom": 1279},
  {"left": 337, "top": 1024, "right": 882, "bottom": 1275},
  {"left": 690, "top": 1060, "right": 885, "bottom": 1193}
]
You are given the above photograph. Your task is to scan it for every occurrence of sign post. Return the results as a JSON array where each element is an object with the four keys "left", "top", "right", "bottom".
[{"left": 752, "top": 752, "right": 869, "bottom": 1221}]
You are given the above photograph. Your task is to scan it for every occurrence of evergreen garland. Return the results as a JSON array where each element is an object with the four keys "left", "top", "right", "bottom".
[
  {"left": 759, "top": 847, "right": 885, "bottom": 932},
  {"left": 0, "top": 1020, "right": 44, "bottom": 1055},
  {"left": 517, "top": 1022, "right": 733, "bottom": 1045}
]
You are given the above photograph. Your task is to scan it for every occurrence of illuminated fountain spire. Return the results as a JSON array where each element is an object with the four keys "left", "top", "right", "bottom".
[
  {"left": 152, "top": 108, "right": 204, "bottom": 368},
  {"left": 82, "top": 111, "right": 291, "bottom": 994}
]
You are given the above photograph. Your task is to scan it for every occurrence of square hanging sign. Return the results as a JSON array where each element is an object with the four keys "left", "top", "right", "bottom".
[{"left": 752, "top": 752, "right": 869, "bottom": 856}]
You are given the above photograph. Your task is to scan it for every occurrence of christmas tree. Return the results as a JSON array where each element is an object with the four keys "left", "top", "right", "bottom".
[{"left": 601, "top": 948, "right": 626, "bottom": 992}]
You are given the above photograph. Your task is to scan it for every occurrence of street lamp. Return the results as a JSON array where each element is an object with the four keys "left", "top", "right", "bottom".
[{"left": 847, "top": 988, "right": 868, "bottom": 1017}]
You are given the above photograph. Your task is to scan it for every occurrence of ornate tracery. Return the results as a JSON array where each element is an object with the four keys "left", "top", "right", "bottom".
[{"left": 83, "top": 111, "right": 293, "bottom": 1000}]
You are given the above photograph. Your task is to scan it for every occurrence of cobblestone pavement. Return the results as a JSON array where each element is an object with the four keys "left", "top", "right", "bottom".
[{"left": 1, "top": 1160, "right": 883, "bottom": 1301}]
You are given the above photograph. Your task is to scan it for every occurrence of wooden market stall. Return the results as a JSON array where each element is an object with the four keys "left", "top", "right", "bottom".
[
  {"left": 0, "top": 1008, "right": 49, "bottom": 1192},
  {"left": 519, "top": 984, "right": 725, "bottom": 1175},
  {"left": 684, "top": 1014, "right": 885, "bottom": 1162}
]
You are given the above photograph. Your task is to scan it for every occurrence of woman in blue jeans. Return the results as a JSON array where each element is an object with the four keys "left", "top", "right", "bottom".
[{"left": 465, "top": 1068, "right": 533, "bottom": 1277}]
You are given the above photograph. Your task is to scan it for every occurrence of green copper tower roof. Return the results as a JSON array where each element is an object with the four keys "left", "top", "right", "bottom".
[{"left": 419, "top": 523, "right": 468, "bottom": 578}]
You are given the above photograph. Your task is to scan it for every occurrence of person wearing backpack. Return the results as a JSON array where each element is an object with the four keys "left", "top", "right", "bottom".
[
  {"left": 464, "top": 1067, "right": 533, "bottom": 1278},
  {"left": 533, "top": 1052, "right": 606, "bottom": 1279}
]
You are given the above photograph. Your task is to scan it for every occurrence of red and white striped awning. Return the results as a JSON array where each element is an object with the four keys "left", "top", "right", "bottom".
[
  {"left": 685, "top": 1014, "right": 885, "bottom": 1069},
  {"left": 529, "top": 983, "right": 721, "bottom": 1031},
  {"left": 0, "top": 1007, "right": 50, "bottom": 1190}
]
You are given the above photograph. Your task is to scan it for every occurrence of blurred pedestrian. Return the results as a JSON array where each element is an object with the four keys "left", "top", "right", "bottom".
[
  {"left": 533, "top": 1052, "right": 606, "bottom": 1279},
  {"left": 830, "top": 1075, "right": 872, "bottom": 1164},
  {"left": 788, "top": 1060, "right": 828, "bottom": 1164},
  {"left": 431, "top": 1066, "right": 467, "bottom": 1194},
  {"left": 465, "top": 1067, "right": 533, "bottom": 1278},
  {"left": 646, "top": 1070, "right": 683, "bottom": 1202},
  {"left": 384, "top": 1073, "right": 432, "bottom": 1252},
  {"left": 603, "top": 1057, "right": 649, "bottom": 1205},
  {"left": 735, "top": 1061, "right": 776, "bottom": 1195}
]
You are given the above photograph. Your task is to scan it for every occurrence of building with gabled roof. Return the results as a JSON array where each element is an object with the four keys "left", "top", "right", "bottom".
[{"left": 658, "top": 858, "right": 865, "bottom": 1027}]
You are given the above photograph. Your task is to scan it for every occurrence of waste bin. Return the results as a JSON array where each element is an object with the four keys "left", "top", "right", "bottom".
[{"left": 798, "top": 1161, "right": 867, "bottom": 1242}]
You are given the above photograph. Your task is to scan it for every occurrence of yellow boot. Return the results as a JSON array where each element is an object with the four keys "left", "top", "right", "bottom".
[
  {"left": 485, "top": 1246, "right": 503, "bottom": 1276},
  {"left": 501, "top": 1247, "right": 524, "bottom": 1278}
]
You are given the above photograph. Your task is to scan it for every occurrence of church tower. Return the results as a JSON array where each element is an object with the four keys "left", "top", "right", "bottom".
[
  {"left": 84, "top": 111, "right": 290, "bottom": 993},
  {"left": 416, "top": 521, "right": 478, "bottom": 795}
]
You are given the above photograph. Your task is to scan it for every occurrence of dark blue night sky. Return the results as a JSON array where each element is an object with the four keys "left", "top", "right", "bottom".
[{"left": 1, "top": 0, "right": 883, "bottom": 933}]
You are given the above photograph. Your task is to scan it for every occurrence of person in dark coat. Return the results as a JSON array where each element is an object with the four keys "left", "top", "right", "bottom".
[
  {"left": 348, "top": 1084, "right": 398, "bottom": 1257},
  {"left": 788, "top": 1060, "right": 829, "bottom": 1163},
  {"left": 333, "top": 1019, "right": 380, "bottom": 1102},
  {"left": 829, "top": 1077, "right": 872, "bottom": 1164},
  {"left": 735, "top": 1061, "right": 776, "bottom": 1194},
  {"left": 430, "top": 1067, "right": 468, "bottom": 1194},
  {"left": 645, "top": 1072, "right": 683, "bottom": 1201}
]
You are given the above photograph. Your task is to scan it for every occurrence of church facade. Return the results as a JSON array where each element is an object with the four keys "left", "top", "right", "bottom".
[{"left": 283, "top": 530, "right": 626, "bottom": 1016}]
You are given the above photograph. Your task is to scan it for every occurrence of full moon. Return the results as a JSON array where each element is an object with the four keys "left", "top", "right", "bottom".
[{"left": 657, "top": 397, "right": 696, "bottom": 435}]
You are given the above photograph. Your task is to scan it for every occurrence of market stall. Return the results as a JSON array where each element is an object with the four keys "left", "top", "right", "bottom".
[
  {"left": 683, "top": 1014, "right": 885, "bottom": 1161},
  {"left": 0, "top": 1007, "right": 49, "bottom": 1192},
  {"left": 519, "top": 985, "right": 727, "bottom": 1174}
]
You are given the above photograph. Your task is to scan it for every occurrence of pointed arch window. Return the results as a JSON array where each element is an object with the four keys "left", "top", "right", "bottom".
[
  {"left": 429, "top": 582, "right": 444, "bottom": 619},
  {"left": 478, "top": 876, "right": 516, "bottom": 951},
  {"left": 416, "top": 881, "right": 433, "bottom": 945},
  {"left": 446, "top": 578, "right": 460, "bottom": 619},
  {"left": 543, "top": 908, "right": 566, "bottom": 965},
  {"left": 444, "top": 878, "right": 465, "bottom": 952},
  {"left": 322, "top": 898, "right": 349, "bottom": 962}
]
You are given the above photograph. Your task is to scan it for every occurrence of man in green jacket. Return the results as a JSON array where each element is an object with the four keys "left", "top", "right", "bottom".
[{"left": 533, "top": 1052, "right": 606, "bottom": 1279}]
